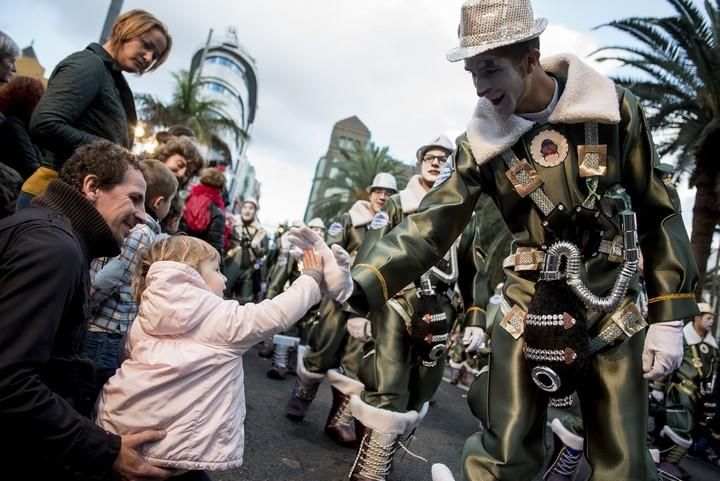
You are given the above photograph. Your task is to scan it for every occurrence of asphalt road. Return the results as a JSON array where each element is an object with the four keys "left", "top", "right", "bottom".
[{"left": 211, "top": 348, "right": 720, "bottom": 481}]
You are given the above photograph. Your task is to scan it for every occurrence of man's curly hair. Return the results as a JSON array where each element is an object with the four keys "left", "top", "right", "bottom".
[
  {"left": 59, "top": 141, "right": 141, "bottom": 192},
  {"left": 154, "top": 135, "right": 204, "bottom": 185}
]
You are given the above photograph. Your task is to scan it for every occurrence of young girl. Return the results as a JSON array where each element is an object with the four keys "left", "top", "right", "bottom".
[{"left": 94, "top": 235, "right": 325, "bottom": 473}]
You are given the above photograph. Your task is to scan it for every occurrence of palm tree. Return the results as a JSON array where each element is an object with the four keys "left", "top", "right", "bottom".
[
  {"left": 136, "top": 68, "right": 247, "bottom": 150},
  {"left": 592, "top": 0, "right": 720, "bottom": 293},
  {"left": 309, "top": 140, "right": 412, "bottom": 221}
]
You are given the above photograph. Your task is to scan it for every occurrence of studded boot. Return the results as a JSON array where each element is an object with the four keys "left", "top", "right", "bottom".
[
  {"left": 325, "top": 369, "right": 365, "bottom": 446},
  {"left": 286, "top": 345, "right": 324, "bottom": 420},
  {"left": 348, "top": 395, "right": 420, "bottom": 481},
  {"left": 657, "top": 425, "right": 692, "bottom": 481},
  {"left": 544, "top": 418, "right": 584, "bottom": 481},
  {"left": 267, "top": 334, "right": 299, "bottom": 380}
]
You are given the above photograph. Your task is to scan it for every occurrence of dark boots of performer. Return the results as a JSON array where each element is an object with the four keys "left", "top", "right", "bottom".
[{"left": 657, "top": 302, "right": 717, "bottom": 480}]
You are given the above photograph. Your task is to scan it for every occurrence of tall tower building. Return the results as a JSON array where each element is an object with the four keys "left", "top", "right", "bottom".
[
  {"left": 304, "top": 116, "right": 371, "bottom": 222},
  {"left": 190, "top": 27, "right": 260, "bottom": 209}
]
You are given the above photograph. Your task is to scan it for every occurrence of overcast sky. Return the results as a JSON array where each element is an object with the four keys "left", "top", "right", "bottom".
[{"left": 2, "top": 0, "right": 702, "bottom": 231}]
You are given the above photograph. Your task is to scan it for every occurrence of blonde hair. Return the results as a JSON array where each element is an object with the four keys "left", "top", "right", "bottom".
[
  {"left": 108, "top": 9, "right": 172, "bottom": 72},
  {"left": 134, "top": 235, "right": 219, "bottom": 302}
]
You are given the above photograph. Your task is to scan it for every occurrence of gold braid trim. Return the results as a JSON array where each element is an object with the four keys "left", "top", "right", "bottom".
[
  {"left": 466, "top": 306, "right": 486, "bottom": 315},
  {"left": 647, "top": 293, "right": 695, "bottom": 304},
  {"left": 355, "top": 264, "right": 389, "bottom": 302}
]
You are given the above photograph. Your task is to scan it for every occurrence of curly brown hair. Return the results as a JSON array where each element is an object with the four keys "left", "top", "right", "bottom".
[
  {"left": 59, "top": 140, "right": 141, "bottom": 192},
  {"left": 154, "top": 135, "right": 204, "bottom": 185},
  {"left": 0, "top": 76, "right": 45, "bottom": 124},
  {"left": 199, "top": 168, "right": 225, "bottom": 189}
]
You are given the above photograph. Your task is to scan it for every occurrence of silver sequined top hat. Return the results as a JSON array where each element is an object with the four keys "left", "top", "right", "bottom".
[{"left": 447, "top": 0, "right": 548, "bottom": 62}]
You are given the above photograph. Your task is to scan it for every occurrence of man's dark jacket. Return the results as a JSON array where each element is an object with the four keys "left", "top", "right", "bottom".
[{"left": 0, "top": 180, "right": 122, "bottom": 478}]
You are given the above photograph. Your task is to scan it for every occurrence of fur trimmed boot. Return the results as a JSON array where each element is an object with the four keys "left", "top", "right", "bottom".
[
  {"left": 267, "top": 334, "right": 299, "bottom": 380},
  {"left": 258, "top": 338, "right": 274, "bottom": 358},
  {"left": 448, "top": 360, "right": 462, "bottom": 385},
  {"left": 657, "top": 425, "right": 692, "bottom": 481},
  {"left": 286, "top": 345, "right": 325, "bottom": 420},
  {"left": 325, "top": 369, "right": 364, "bottom": 446},
  {"left": 348, "top": 396, "right": 420, "bottom": 481},
  {"left": 544, "top": 418, "right": 584, "bottom": 481}
]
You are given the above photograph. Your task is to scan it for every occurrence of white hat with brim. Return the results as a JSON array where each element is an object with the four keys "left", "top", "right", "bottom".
[
  {"left": 416, "top": 135, "right": 455, "bottom": 162},
  {"left": 367, "top": 173, "right": 398, "bottom": 193},
  {"left": 447, "top": 0, "right": 548, "bottom": 63},
  {"left": 697, "top": 302, "right": 714, "bottom": 315}
]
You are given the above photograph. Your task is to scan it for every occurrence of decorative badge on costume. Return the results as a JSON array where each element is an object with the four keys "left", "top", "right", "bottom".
[
  {"left": 370, "top": 211, "right": 390, "bottom": 230},
  {"left": 327, "top": 222, "right": 343, "bottom": 238},
  {"left": 700, "top": 343, "right": 710, "bottom": 354},
  {"left": 433, "top": 157, "right": 454, "bottom": 188},
  {"left": 530, "top": 129, "right": 568, "bottom": 168}
]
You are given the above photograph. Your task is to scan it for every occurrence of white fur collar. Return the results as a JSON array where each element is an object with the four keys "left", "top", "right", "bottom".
[
  {"left": 349, "top": 200, "right": 375, "bottom": 227},
  {"left": 683, "top": 321, "right": 719, "bottom": 348},
  {"left": 466, "top": 53, "right": 621, "bottom": 165},
  {"left": 399, "top": 175, "right": 428, "bottom": 214}
]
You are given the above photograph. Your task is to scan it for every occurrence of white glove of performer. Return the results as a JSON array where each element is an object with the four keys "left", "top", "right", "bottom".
[
  {"left": 642, "top": 320, "right": 683, "bottom": 380},
  {"left": 650, "top": 389, "right": 665, "bottom": 403},
  {"left": 288, "top": 226, "right": 353, "bottom": 303},
  {"left": 347, "top": 317, "right": 372, "bottom": 342},
  {"left": 462, "top": 327, "right": 486, "bottom": 353}
]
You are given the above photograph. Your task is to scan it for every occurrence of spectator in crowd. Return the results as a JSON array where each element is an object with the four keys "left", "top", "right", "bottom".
[
  {"left": 0, "top": 30, "right": 19, "bottom": 86},
  {"left": 182, "top": 167, "right": 227, "bottom": 256},
  {"left": 83, "top": 159, "right": 178, "bottom": 380},
  {"left": 154, "top": 134, "right": 203, "bottom": 189},
  {"left": 0, "top": 76, "right": 46, "bottom": 179},
  {"left": 0, "top": 140, "right": 170, "bottom": 480},
  {"left": 160, "top": 193, "right": 184, "bottom": 235},
  {"left": 19, "top": 9, "right": 172, "bottom": 208}
]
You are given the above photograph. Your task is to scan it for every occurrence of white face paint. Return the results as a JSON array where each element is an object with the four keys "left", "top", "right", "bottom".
[
  {"left": 464, "top": 55, "right": 525, "bottom": 116},
  {"left": 696, "top": 313, "right": 715, "bottom": 333},
  {"left": 240, "top": 202, "right": 256, "bottom": 222},
  {"left": 419, "top": 148, "right": 446, "bottom": 187}
]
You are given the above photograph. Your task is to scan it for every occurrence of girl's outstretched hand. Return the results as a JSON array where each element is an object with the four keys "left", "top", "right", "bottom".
[{"left": 302, "top": 249, "right": 323, "bottom": 272}]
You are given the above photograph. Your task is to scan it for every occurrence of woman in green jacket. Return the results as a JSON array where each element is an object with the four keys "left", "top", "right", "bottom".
[{"left": 18, "top": 9, "right": 172, "bottom": 209}]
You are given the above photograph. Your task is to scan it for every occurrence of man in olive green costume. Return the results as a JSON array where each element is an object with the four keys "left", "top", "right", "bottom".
[
  {"left": 331, "top": 2, "right": 700, "bottom": 480},
  {"left": 656, "top": 302, "right": 718, "bottom": 479},
  {"left": 224, "top": 197, "right": 266, "bottom": 304},
  {"left": 343, "top": 136, "right": 488, "bottom": 481},
  {"left": 285, "top": 173, "right": 398, "bottom": 447}
]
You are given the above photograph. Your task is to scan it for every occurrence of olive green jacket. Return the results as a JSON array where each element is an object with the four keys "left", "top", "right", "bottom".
[
  {"left": 351, "top": 54, "right": 698, "bottom": 327},
  {"left": 354, "top": 177, "right": 487, "bottom": 328},
  {"left": 326, "top": 200, "right": 376, "bottom": 261}
]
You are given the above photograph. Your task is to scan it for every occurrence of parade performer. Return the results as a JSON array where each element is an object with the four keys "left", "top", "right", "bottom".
[
  {"left": 344, "top": 136, "right": 488, "bottom": 480},
  {"left": 285, "top": 172, "right": 398, "bottom": 447},
  {"left": 265, "top": 218, "right": 326, "bottom": 379},
  {"left": 301, "top": 1, "right": 700, "bottom": 480},
  {"left": 224, "top": 197, "right": 266, "bottom": 304},
  {"left": 656, "top": 302, "right": 718, "bottom": 479}
]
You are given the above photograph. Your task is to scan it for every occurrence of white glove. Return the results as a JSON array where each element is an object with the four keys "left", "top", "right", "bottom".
[
  {"left": 462, "top": 327, "right": 486, "bottom": 352},
  {"left": 347, "top": 316, "right": 372, "bottom": 342},
  {"left": 642, "top": 320, "right": 683, "bottom": 380},
  {"left": 288, "top": 226, "right": 353, "bottom": 303},
  {"left": 650, "top": 389, "right": 665, "bottom": 403}
]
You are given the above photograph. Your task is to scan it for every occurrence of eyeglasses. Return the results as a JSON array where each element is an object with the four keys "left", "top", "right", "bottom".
[{"left": 422, "top": 154, "right": 448, "bottom": 163}]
